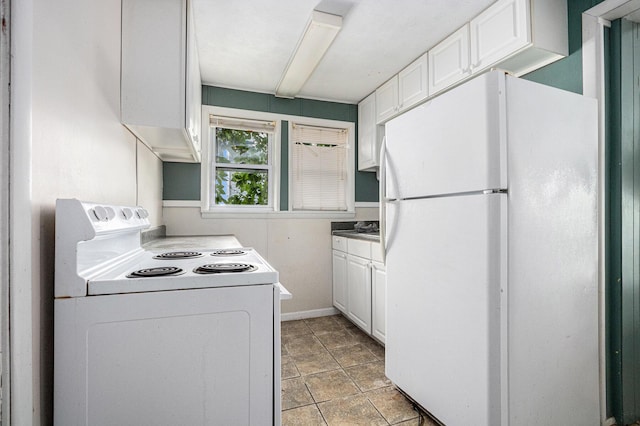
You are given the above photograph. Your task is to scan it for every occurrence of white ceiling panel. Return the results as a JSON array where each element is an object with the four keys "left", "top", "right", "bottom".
[{"left": 193, "top": 0, "right": 496, "bottom": 104}]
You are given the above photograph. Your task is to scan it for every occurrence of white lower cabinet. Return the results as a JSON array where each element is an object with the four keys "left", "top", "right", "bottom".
[
  {"left": 332, "top": 250, "right": 348, "bottom": 313},
  {"left": 331, "top": 236, "right": 386, "bottom": 343},
  {"left": 371, "top": 261, "right": 386, "bottom": 344},
  {"left": 347, "top": 254, "right": 372, "bottom": 334}
]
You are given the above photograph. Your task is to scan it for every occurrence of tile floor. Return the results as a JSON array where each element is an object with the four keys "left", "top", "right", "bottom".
[{"left": 280, "top": 314, "right": 438, "bottom": 425}]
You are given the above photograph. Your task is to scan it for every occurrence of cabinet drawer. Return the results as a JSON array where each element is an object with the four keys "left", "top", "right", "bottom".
[
  {"left": 347, "top": 239, "right": 371, "bottom": 258},
  {"left": 332, "top": 236, "right": 347, "bottom": 252},
  {"left": 371, "top": 242, "right": 384, "bottom": 263}
]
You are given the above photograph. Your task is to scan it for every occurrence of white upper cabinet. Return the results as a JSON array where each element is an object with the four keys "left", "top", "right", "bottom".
[
  {"left": 398, "top": 53, "right": 429, "bottom": 113},
  {"left": 374, "top": 54, "right": 429, "bottom": 125},
  {"left": 121, "top": 0, "right": 202, "bottom": 163},
  {"left": 470, "top": 0, "right": 528, "bottom": 73},
  {"left": 470, "top": 0, "right": 567, "bottom": 76},
  {"left": 428, "top": 25, "right": 471, "bottom": 95},
  {"left": 375, "top": 76, "right": 399, "bottom": 124},
  {"left": 358, "top": 92, "right": 381, "bottom": 171}
]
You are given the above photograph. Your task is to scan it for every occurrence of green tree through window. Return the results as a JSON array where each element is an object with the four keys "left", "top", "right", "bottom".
[{"left": 214, "top": 127, "right": 270, "bottom": 206}]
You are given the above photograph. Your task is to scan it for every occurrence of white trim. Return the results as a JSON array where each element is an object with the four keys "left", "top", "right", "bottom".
[
  {"left": 201, "top": 210, "right": 356, "bottom": 220},
  {"left": 200, "top": 105, "right": 356, "bottom": 216},
  {"left": 163, "top": 200, "right": 200, "bottom": 207},
  {"left": 582, "top": 2, "right": 640, "bottom": 424},
  {"left": 11, "top": 0, "right": 34, "bottom": 423},
  {"left": 355, "top": 202, "right": 379, "bottom": 208},
  {"left": 0, "top": 0, "right": 10, "bottom": 423},
  {"left": 165, "top": 200, "right": 378, "bottom": 210},
  {"left": 280, "top": 307, "right": 340, "bottom": 321},
  {"left": 287, "top": 120, "right": 356, "bottom": 214}
]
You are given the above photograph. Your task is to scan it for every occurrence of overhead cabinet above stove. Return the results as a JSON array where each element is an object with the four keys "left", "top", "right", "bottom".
[{"left": 121, "top": 0, "right": 201, "bottom": 163}]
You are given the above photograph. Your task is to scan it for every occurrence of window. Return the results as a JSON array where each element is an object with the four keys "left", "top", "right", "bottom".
[
  {"left": 207, "top": 116, "right": 276, "bottom": 210},
  {"left": 201, "top": 105, "right": 355, "bottom": 218},
  {"left": 290, "top": 123, "right": 350, "bottom": 211}
]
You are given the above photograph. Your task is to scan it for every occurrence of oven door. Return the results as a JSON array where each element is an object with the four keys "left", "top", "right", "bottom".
[{"left": 54, "top": 285, "right": 274, "bottom": 426}]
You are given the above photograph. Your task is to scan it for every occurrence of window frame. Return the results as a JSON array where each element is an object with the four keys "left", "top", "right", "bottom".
[
  {"left": 288, "top": 120, "right": 354, "bottom": 213},
  {"left": 200, "top": 105, "right": 355, "bottom": 219},
  {"left": 209, "top": 120, "right": 275, "bottom": 211}
]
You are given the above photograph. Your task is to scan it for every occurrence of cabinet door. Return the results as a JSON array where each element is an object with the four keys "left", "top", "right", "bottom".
[
  {"left": 428, "top": 24, "right": 471, "bottom": 95},
  {"left": 376, "top": 75, "right": 399, "bottom": 124},
  {"left": 332, "top": 250, "right": 348, "bottom": 313},
  {"left": 347, "top": 255, "right": 372, "bottom": 334},
  {"left": 186, "top": 0, "right": 202, "bottom": 158},
  {"left": 470, "top": 0, "right": 529, "bottom": 72},
  {"left": 371, "top": 261, "right": 386, "bottom": 344},
  {"left": 398, "top": 53, "right": 428, "bottom": 113},
  {"left": 358, "top": 92, "right": 378, "bottom": 171}
]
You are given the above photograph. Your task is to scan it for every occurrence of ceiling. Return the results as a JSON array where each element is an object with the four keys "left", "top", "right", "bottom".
[{"left": 192, "top": 0, "right": 496, "bottom": 104}]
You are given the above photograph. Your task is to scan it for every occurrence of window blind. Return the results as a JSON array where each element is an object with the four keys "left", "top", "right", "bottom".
[
  {"left": 290, "top": 123, "right": 348, "bottom": 211},
  {"left": 210, "top": 116, "right": 276, "bottom": 133}
]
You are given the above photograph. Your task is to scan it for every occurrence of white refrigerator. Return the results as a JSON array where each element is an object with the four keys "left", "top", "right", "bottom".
[{"left": 383, "top": 70, "right": 600, "bottom": 425}]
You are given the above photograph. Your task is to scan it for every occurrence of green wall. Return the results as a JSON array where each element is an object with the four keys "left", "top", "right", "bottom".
[{"left": 163, "top": 86, "right": 380, "bottom": 203}]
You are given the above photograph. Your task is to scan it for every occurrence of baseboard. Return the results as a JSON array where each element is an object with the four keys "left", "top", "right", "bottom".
[{"left": 281, "top": 307, "right": 340, "bottom": 321}]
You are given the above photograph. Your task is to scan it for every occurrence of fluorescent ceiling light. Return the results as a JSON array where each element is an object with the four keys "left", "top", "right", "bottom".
[{"left": 276, "top": 10, "right": 342, "bottom": 98}]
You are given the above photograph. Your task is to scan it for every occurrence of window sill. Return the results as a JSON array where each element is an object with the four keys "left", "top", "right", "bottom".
[
  {"left": 200, "top": 210, "right": 356, "bottom": 220},
  {"left": 163, "top": 200, "right": 363, "bottom": 219}
]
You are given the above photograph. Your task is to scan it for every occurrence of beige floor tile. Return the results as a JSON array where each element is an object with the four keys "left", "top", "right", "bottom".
[
  {"left": 304, "top": 369, "right": 360, "bottom": 403},
  {"left": 282, "top": 355, "right": 300, "bottom": 379},
  {"left": 315, "top": 329, "right": 357, "bottom": 349},
  {"left": 282, "top": 404, "right": 327, "bottom": 425},
  {"left": 329, "top": 344, "right": 378, "bottom": 368},
  {"left": 282, "top": 319, "right": 312, "bottom": 337},
  {"left": 332, "top": 314, "right": 357, "bottom": 329},
  {"left": 318, "top": 394, "right": 388, "bottom": 426},
  {"left": 361, "top": 339, "right": 385, "bottom": 360},
  {"left": 282, "top": 377, "right": 315, "bottom": 410},
  {"left": 367, "top": 387, "right": 419, "bottom": 424},
  {"left": 291, "top": 348, "right": 341, "bottom": 376},
  {"left": 304, "top": 315, "right": 344, "bottom": 334},
  {"left": 285, "top": 334, "right": 325, "bottom": 355},
  {"left": 393, "top": 414, "right": 440, "bottom": 425},
  {"left": 345, "top": 361, "right": 391, "bottom": 392}
]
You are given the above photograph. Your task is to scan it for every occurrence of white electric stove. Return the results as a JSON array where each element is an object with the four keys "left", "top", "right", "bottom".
[{"left": 54, "top": 199, "right": 287, "bottom": 426}]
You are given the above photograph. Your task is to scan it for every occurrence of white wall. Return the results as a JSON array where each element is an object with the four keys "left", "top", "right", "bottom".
[
  {"left": 12, "top": 0, "right": 164, "bottom": 423},
  {"left": 163, "top": 207, "right": 379, "bottom": 315}
]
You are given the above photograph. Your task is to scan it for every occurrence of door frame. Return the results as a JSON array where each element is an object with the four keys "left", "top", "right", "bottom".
[
  {"left": 583, "top": 1, "right": 640, "bottom": 424},
  {"left": 0, "top": 0, "right": 10, "bottom": 423}
]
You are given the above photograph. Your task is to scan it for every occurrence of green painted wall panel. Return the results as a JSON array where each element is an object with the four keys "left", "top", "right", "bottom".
[
  {"left": 163, "top": 162, "right": 201, "bottom": 200},
  {"left": 523, "top": 0, "right": 600, "bottom": 93},
  {"left": 280, "top": 121, "right": 289, "bottom": 210},
  {"left": 167, "top": 85, "right": 378, "bottom": 204}
]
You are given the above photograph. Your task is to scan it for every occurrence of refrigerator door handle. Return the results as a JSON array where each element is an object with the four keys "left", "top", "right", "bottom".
[{"left": 379, "top": 135, "right": 387, "bottom": 262}]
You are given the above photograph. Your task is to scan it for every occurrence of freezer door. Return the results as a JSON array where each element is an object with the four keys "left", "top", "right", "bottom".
[
  {"left": 385, "top": 193, "right": 506, "bottom": 426},
  {"left": 384, "top": 70, "right": 507, "bottom": 200}
]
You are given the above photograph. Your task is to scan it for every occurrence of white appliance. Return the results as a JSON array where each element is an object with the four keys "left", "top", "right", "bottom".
[
  {"left": 54, "top": 198, "right": 288, "bottom": 426},
  {"left": 382, "top": 70, "right": 600, "bottom": 425}
]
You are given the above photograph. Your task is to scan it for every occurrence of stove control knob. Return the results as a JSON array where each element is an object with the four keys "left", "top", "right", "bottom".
[
  {"left": 92, "top": 206, "right": 109, "bottom": 222},
  {"left": 105, "top": 207, "right": 116, "bottom": 221},
  {"left": 121, "top": 207, "right": 134, "bottom": 220},
  {"left": 136, "top": 208, "right": 149, "bottom": 219}
]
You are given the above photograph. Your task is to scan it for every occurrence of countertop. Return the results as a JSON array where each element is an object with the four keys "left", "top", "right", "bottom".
[
  {"left": 331, "top": 230, "right": 381, "bottom": 242},
  {"left": 142, "top": 235, "right": 242, "bottom": 251}
]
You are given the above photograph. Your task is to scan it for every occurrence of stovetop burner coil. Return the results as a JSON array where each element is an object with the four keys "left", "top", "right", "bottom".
[
  {"left": 210, "top": 249, "right": 247, "bottom": 256},
  {"left": 193, "top": 263, "right": 257, "bottom": 274},
  {"left": 127, "top": 266, "right": 185, "bottom": 278},
  {"left": 153, "top": 251, "right": 203, "bottom": 259}
]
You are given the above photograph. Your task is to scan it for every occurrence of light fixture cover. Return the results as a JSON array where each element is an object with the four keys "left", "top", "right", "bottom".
[{"left": 276, "top": 10, "right": 342, "bottom": 98}]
